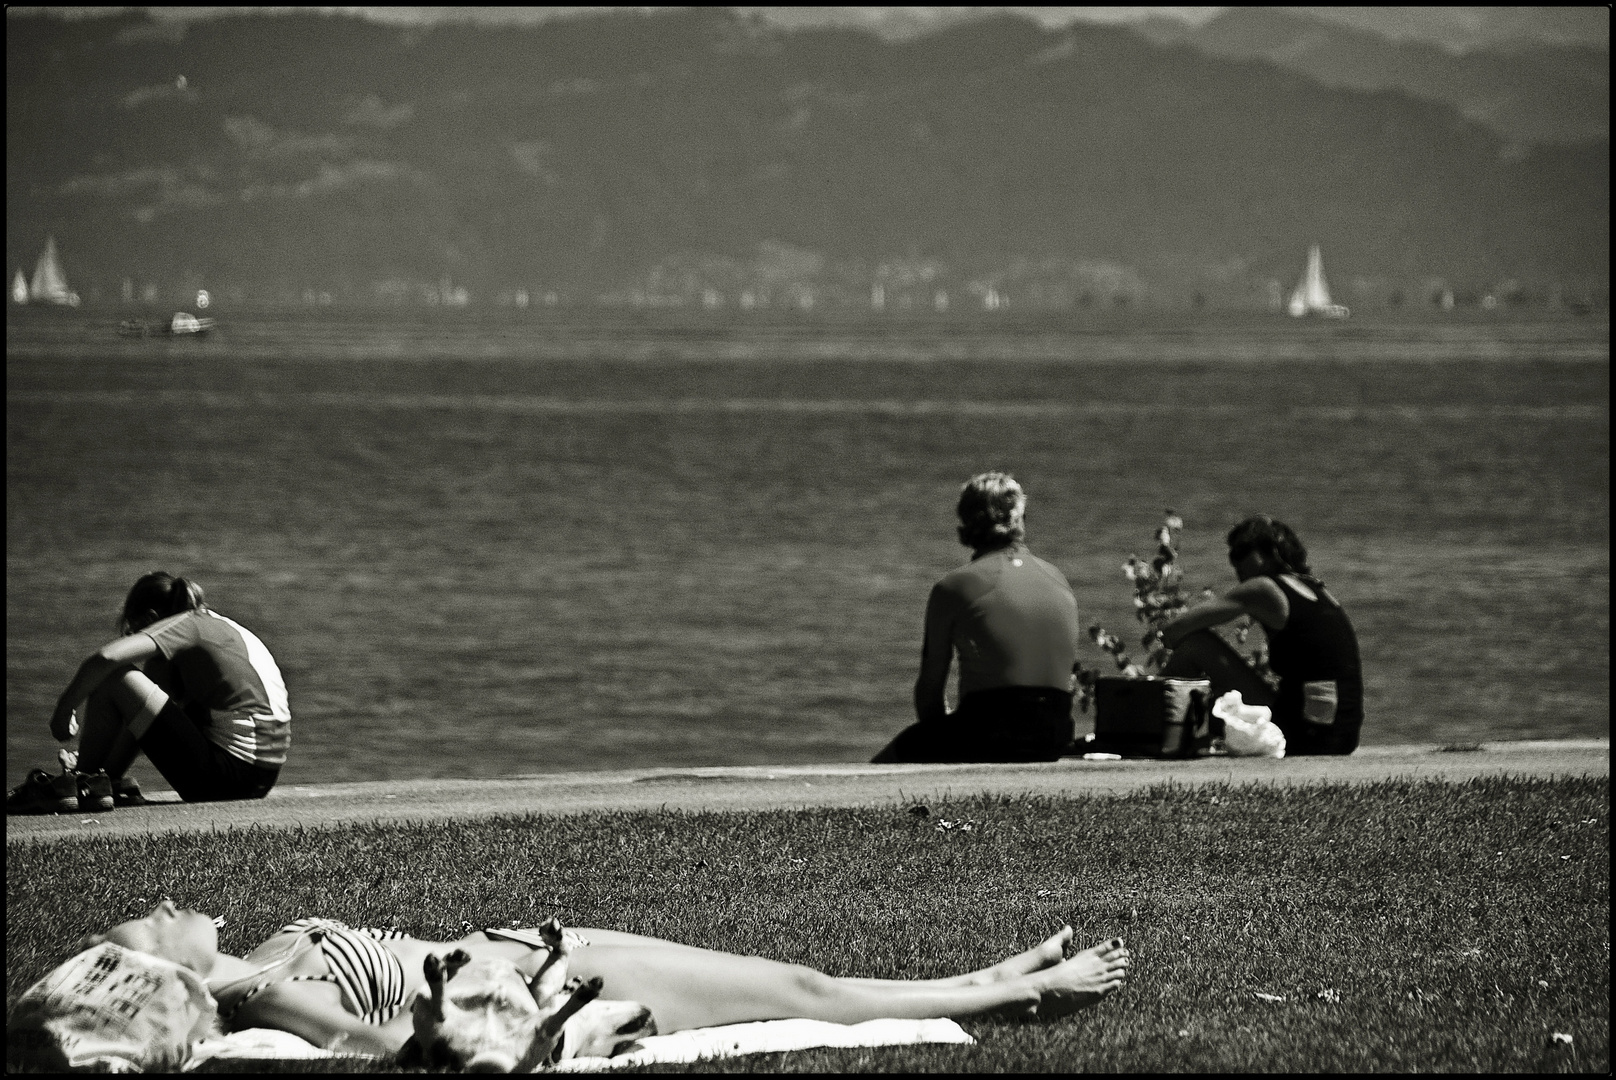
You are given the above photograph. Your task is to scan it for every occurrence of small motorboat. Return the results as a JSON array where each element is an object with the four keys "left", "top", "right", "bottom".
[
  {"left": 118, "top": 312, "right": 217, "bottom": 337},
  {"left": 168, "top": 311, "right": 215, "bottom": 335}
]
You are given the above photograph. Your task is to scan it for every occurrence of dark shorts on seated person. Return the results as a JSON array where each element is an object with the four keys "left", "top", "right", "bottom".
[
  {"left": 873, "top": 686, "right": 1075, "bottom": 764},
  {"left": 140, "top": 699, "right": 280, "bottom": 801}
]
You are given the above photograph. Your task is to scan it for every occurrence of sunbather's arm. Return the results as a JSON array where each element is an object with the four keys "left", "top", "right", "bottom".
[{"left": 229, "top": 980, "right": 412, "bottom": 1055}]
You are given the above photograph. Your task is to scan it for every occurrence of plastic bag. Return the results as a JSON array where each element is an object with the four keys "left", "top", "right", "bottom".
[
  {"left": 1212, "top": 691, "right": 1286, "bottom": 758},
  {"left": 6, "top": 942, "right": 217, "bottom": 1072}
]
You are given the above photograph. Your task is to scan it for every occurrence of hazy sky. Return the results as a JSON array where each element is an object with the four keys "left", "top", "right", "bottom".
[
  {"left": 27, "top": 6, "right": 1224, "bottom": 27},
  {"left": 16, "top": 6, "right": 1609, "bottom": 51}
]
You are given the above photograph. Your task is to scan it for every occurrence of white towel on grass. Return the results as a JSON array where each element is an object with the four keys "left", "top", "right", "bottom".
[
  {"left": 184, "top": 1017, "right": 974, "bottom": 1070},
  {"left": 186, "top": 1027, "right": 370, "bottom": 1067},
  {"left": 552, "top": 1017, "right": 975, "bottom": 1071}
]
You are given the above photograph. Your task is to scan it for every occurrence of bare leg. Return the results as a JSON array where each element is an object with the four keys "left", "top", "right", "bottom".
[
  {"left": 76, "top": 675, "right": 154, "bottom": 778},
  {"left": 841, "top": 926, "right": 1077, "bottom": 988},
  {"left": 74, "top": 668, "right": 168, "bottom": 779},
  {"left": 556, "top": 925, "right": 1072, "bottom": 989},
  {"left": 563, "top": 937, "right": 1130, "bottom": 1033},
  {"left": 1161, "top": 629, "right": 1276, "bottom": 706}
]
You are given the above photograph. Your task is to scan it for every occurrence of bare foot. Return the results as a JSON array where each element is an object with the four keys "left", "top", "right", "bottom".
[
  {"left": 957, "top": 926, "right": 1075, "bottom": 987},
  {"left": 1030, "top": 938, "right": 1130, "bottom": 1018},
  {"left": 1066, "top": 935, "right": 1127, "bottom": 966}
]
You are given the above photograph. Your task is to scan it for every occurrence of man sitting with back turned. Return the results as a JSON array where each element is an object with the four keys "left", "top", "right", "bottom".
[{"left": 874, "top": 472, "right": 1080, "bottom": 763}]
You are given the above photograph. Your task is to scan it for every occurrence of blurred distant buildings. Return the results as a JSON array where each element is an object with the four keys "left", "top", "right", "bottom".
[{"left": 74, "top": 259, "right": 1606, "bottom": 316}]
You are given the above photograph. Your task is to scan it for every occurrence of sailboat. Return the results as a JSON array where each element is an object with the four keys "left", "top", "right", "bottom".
[
  {"left": 27, "top": 236, "right": 82, "bottom": 307},
  {"left": 11, "top": 270, "right": 27, "bottom": 304},
  {"left": 1286, "top": 245, "right": 1348, "bottom": 319}
]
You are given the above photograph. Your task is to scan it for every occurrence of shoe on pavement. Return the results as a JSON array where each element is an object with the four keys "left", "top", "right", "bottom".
[
  {"left": 112, "top": 775, "right": 148, "bottom": 807},
  {"left": 7, "top": 769, "right": 79, "bottom": 815},
  {"left": 78, "top": 769, "right": 115, "bottom": 812}
]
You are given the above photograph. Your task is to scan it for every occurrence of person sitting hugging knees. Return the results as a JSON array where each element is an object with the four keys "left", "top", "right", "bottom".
[
  {"left": 874, "top": 472, "right": 1081, "bottom": 763},
  {"left": 1157, "top": 515, "right": 1364, "bottom": 756},
  {"left": 7, "top": 572, "right": 291, "bottom": 812}
]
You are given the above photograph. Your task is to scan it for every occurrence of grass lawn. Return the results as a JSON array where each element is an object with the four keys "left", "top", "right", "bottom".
[{"left": 7, "top": 777, "right": 1608, "bottom": 1073}]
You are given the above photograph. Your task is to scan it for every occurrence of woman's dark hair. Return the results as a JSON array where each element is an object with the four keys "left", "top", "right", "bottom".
[
  {"left": 119, "top": 573, "right": 206, "bottom": 635},
  {"left": 1226, "top": 515, "right": 1311, "bottom": 576},
  {"left": 956, "top": 472, "right": 1027, "bottom": 551}
]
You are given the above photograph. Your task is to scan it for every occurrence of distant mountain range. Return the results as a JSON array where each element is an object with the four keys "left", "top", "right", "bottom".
[
  {"left": 5, "top": 8, "right": 1608, "bottom": 309},
  {"left": 1135, "top": 7, "right": 1608, "bottom": 146},
  {"left": 1283, "top": 6, "right": 1610, "bottom": 53}
]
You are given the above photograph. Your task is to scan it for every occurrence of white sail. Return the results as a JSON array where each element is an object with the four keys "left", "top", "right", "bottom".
[
  {"left": 1286, "top": 244, "right": 1348, "bottom": 319},
  {"left": 1287, "top": 284, "right": 1308, "bottom": 318},
  {"left": 29, "top": 236, "right": 81, "bottom": 307},
  {"left": 12, "top": 269, "right": 28, "bottom": 304}
]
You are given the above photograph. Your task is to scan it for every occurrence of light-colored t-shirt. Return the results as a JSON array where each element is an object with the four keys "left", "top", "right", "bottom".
[{"left": 142, "top": 610, "right": 291, "bottom": 767}]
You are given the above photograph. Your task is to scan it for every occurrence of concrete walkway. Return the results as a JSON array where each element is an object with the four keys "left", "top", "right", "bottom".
[{"left": 7, "top": 739, "right": 1607, "bottom": 845}]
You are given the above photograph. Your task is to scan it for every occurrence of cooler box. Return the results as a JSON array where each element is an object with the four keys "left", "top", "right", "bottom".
[{"left": 1092, "top": 676, "right": 1215, "bottom": 758}]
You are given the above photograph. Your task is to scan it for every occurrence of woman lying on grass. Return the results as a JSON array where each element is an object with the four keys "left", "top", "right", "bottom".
[{"left": 83, "top": 900, "right": 1130, "bottom": 1057}]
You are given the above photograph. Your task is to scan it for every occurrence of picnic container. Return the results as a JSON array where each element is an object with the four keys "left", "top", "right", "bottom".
[{"left": 1092, "top": 676, "right": 1216, "bottom": 758}]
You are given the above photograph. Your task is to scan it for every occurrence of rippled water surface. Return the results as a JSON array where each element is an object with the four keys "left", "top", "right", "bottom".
[{"left": 7, "top": 308, "right": 1609, "bottom": 787}]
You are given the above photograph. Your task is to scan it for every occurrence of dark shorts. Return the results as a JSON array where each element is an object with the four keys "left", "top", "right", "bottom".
[
  {"left": 873, "top": 686, "right": 1075, "bottom": 764},
  {"left": 138, "top": 699, "right": 281, "bottom": 802}
]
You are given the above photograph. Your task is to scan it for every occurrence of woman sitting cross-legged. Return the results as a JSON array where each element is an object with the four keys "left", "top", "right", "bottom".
[
  {"left": 60, "top": 900, "right": 1129, "bottom": 1061},
  {"left": 1157, "top": 515, "right": 1365, "bottom": 756}
]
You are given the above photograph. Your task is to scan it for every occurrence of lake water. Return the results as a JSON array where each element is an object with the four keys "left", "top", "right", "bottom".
[{"left": 6, "top": 308, "right": 1609, "bottom": 788}]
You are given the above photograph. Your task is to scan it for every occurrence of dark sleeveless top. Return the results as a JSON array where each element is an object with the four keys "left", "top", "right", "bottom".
[{"left": 1265, "top": 574, "right": 1364, "bottom": 748}]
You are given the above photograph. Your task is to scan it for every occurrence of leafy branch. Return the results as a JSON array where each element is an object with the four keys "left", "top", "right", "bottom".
[{"left": 1074, "top": 510, "right": 1273, "bottom": 713}]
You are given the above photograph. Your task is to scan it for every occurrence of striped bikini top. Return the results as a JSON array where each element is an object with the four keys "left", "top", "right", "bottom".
[{"left": 215, "top": 918, "right": 410, "bottom": 1025}]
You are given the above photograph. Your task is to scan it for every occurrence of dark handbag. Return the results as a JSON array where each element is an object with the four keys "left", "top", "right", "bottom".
[{"left": 1091, "top": 676, "right": 1216, "bottom": 758}]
